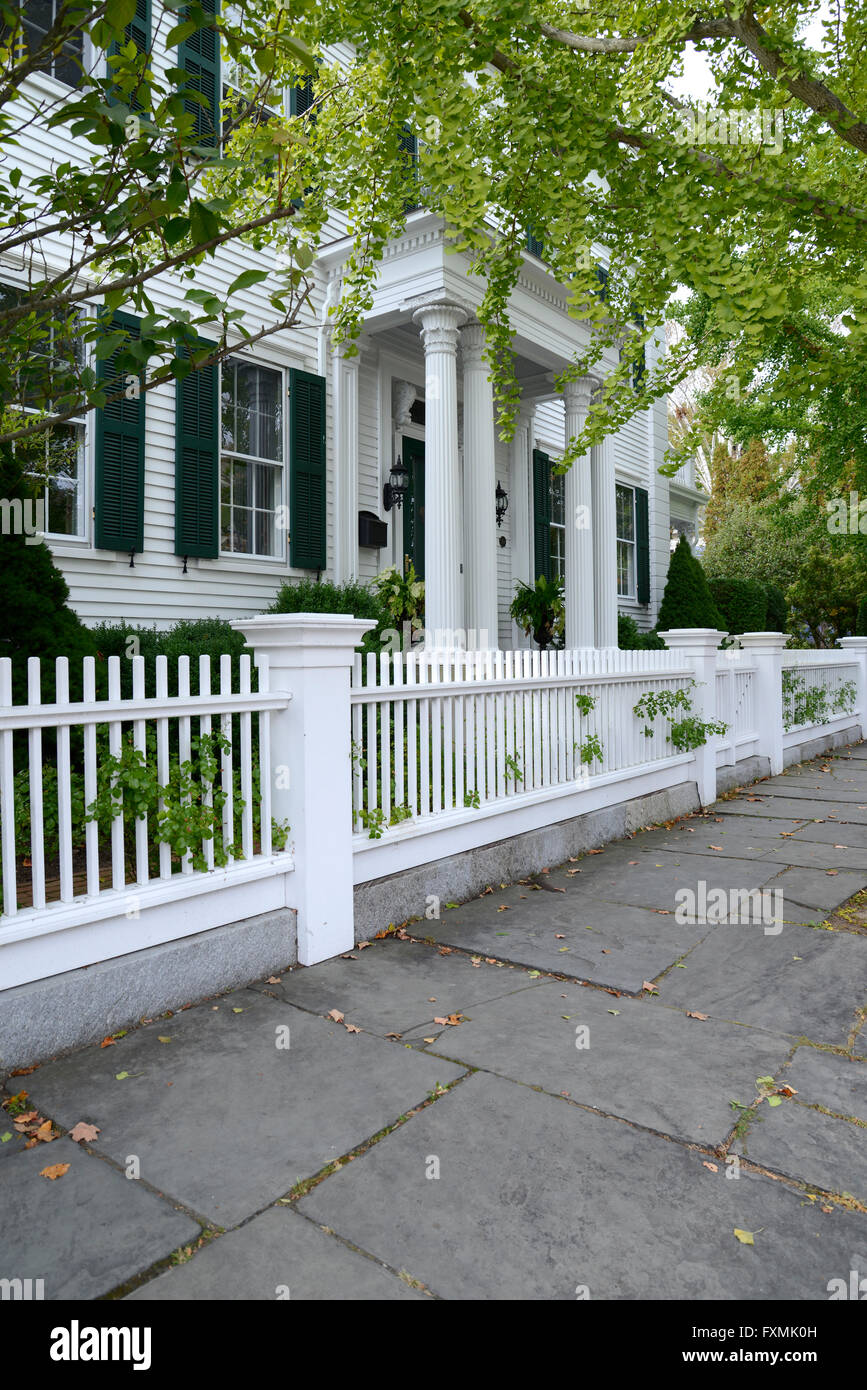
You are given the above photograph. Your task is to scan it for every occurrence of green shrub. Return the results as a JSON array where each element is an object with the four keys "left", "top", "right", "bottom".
[
  {"left": 657, "top": 536, "right": 725, "bottom": 632},
  {"left": 269, "top": 577, "right": 389, "bottom": 655},
  {"left": 618, "top": 613, "right": 667, "bottom": 650},
  {"left": 707, "top": 577, "right": 767, "bottom": 635},
  {"left": 856, "top": 595, "right": 867, "bottom": 637},
  {"left": 0, "top": 535, "right": 95, "bottom": 705},
  {"left": 763, "top": 583, "right": 788, "bottom": 633},
  {"left": 89, "top": 618, "right": 250, "bottom": 696}
]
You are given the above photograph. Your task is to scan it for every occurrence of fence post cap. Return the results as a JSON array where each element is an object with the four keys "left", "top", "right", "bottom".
[
  {"left": 736, "top": 631, "right": 790, "bottom": 649},
  {"left": 231, "top": 613, "right": 377, "bottom": 667},
  {"left": 838, "top": 636, "right": 867, "bottom": 649},
  {"left": 657, "top": 628, "right": 725, "bottom": 649}
]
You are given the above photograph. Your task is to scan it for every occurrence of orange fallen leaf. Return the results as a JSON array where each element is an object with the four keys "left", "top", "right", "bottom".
[
  {"left": 709, "top": 845, "right": 723, "bottom": 851},
  {"left": 69, "top": 1122, "right": 100, "bottom": 1143},
  {"left": 345, "top": 1023, "right": 361, "bottom": 1034},
  {"left": 357, "top": 941, "right": 371, "bottom": 950},
  {"left": 702, "top": 1161, "right": 718, "bottom": 1172},
  {"left": 438, "top": 946, "right": 452, "bottom": 956},
  {"left": 687, "top": 1011, "right": 709, "bottom": 1021},
  {"left": 385, "top": 1032, "right": 402, "bottom": 1039},
  {"left": 497, "top": 905, "right": 510, "bottom": 912},
  {"left": 423, "top": 1037, "right": 436, "bottom": 1044},
  {"left": 39, "top": 1163, "right": 69, "bottom": 1180},
  {"left": 327, "top": 1009, "right": 345, "bottom": 1023},
  {"left": 267, "top": 976, "right": 282, "bottom": 983},
  {"left": 555, "top": 934, "right": 565, "bottom": 939},
  {"left": 642, "top": 981, "right": 658, "bottom": 993},
  {"left": 100, "top": 1036, "right": 117, "bottom": 1048}
]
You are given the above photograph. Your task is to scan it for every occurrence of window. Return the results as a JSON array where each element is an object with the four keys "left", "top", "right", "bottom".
[
  {"left": 549, "top": 469, "right": 565, "bottom": 579},
  {"left": 19, "top": 0, "right": 83, "bottom": 85},
  {"left": 0, "top": 282, "right": 86, "bottom": 538},
  {"left": 616, "top": 484, "right": 636, "bottom": 598},
  {"left": 220, "top": 358, "right": 283, "bottom": 558}
]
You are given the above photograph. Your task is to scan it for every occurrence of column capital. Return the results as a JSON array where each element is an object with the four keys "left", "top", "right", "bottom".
[
  {"left": 412, "top": 299, "right": 468, "bottom": 352},
  {"left": 562, "top": 375, "right": 600, "bottom": 414}
]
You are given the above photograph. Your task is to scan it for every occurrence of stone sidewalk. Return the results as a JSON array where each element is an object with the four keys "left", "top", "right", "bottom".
[{"left": 3, "top": 747, "right": 867, "bottom": 1300}]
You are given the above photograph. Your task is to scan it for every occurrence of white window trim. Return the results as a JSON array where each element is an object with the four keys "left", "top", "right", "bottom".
[{"left": 219, "top": 354, "right": 288, "bottom": 564}]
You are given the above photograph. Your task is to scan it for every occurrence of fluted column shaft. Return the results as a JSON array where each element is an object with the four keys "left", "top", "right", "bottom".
[
  {"left": 461, "top": 321, "right": 499, "bottom": 649},
  {"left": 412, "top": 302, "right": 466, "bottom": 646},
  {"left": 592, "top": 432, "right": 618, "bottom": 647},
  {"left": 563, "top": 378, "right": 596, "bottom": 649}
]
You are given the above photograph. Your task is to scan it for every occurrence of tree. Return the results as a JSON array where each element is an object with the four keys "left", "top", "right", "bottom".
[
  {"left": 318, "top": 1, "right": 867, "bottom": 470},
  {"left": 657, "top": 535, "right": 725, "bottom": 632},
  {"left": 0, "top": 1, "right": 373, "bottom": 445}
]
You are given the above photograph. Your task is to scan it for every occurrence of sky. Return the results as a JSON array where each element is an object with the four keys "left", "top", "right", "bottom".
[{"left": 668, "top": 2, "right": 836, "bottom": 101}]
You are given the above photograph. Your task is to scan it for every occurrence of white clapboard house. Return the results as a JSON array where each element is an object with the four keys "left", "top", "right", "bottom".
[{"left": 9, "top": 8, "right": 704, "bottom": 649}]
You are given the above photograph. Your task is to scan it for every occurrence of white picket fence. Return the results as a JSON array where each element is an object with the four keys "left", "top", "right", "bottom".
[
  {"left": 350, "top": 647, "right": 696, "bottom": 829},
  {"left": 1, "top": 623, "right": 865, "bottom": 994},
  {"left": 0, "top": 651, "right": 295, "bottom": 988}
]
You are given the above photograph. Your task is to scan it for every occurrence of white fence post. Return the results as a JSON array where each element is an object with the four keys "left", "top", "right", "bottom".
[
  {"left": 737, "top": 632, "right": 787, "bottom": 775},
  {"left": 231, "top": 613, "right": 376, "bottom": 966},
  {"left": 838, "top": 637, "right": 867, "bottom": 740},
  {"left": 657, "top": 628, "right": 726, "bottom": 806}
]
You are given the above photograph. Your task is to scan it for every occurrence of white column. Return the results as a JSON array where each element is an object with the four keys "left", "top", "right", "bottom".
[
  {"left": 332, "top": 342, "right": 359, "bottom": 583},
  {"left": 563, "top": 377, "right": 596, "bottom": 649},
  {"left": 412, "top": 301, "right": 467, "bottom": 647},
  {"left": 591, "top": 431, "right": 618, "bottom": 647},
  {"left": 461, "top": 320, "right": 499, "bottom": 650},
  {"left": 658, "top": 628, "right": 726, "bottom": 805},
  {"left": 510, "top": 405, "right": 533, "bottom": 647},
  {"left": 231, "top": 613, "right": 376, "bottom": 965}
]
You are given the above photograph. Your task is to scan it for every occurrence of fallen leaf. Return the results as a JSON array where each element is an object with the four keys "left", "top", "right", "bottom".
[
  {"left": 642, "top": 981, "right": 659, "bottom": 993},
  {"left": 115, "top": 1072, "right": 129, "bottom": 1080},
  {"left": 702, "top": 1161, "right": 718, "bottom": 1172},
  {"left": 497, "top": 904, "right": 510, "bottom": 912},
  {"left": 158, "top": 1036, "right": 172, "bottom": 1044},
  {"left": 655, "top": 909, "right": 672, "bottom": 915},
  {"left": 10, "top": 1065, "right": 37, "bottom": 1076},
  {"left": 385, "top": 1032, "right": 402, "bottom": 1039},
  {"left": 438, "top": 946, "right": 452, "bottom": 956},
  {"left": 100, "top": 1036, "right": 117, "bottom": 1048},
  {"left": 778, "top": 1084, "right": 797, "bottom": 1097},
  {"left": 267, "top": 975, "right": 282, "bottom": 982},
  {"left": 768, "top": 1096, "right": 783, "bottom": 1107},
  {"left": 607, "top": 1009, "right": 620, "bottom": 1016},
  {"left": 327, "top": 1009, "right": 344, "bottom": 1023},
  {"left": 710, "top": 845, "right": 723, "bottom": 851},
  {"left": 833, "top": 845, "right": 847, "bottom": 850},
  {"left": 34, "top": 1120, "right": 54, "bottom": 1143},
  {"left": 687, "top": 1011, "right": 709, "bottom": 1021},
  {"left": 40, "top": 1163, "right": 70, "bottom": 1180},
  {"left": 733, "top": 1228, "right": 755, "bottom": 1245},
  {"left": 357, "top": 941, "right": 371, "bottom": 950},
  {"left": 339, "top": 954, "right": 357, "bottom": 961},
  {"left": 69, "top": 1122, "right": 100, "bottom": 1144},
  {"left": 826, "top": 870, "right": 838, "bottom": 876},
  {"left": 433, "top": 1017, "right": 450, "bottom": 1026},
  {"left": 423, "top": 1037, "right": 436, "bottom": 1044},
  {"left": 345, "top": 1024, "right": 361, "bottom": 1034},
  {"left": 555, "top": 933, "right": 565, "bottom": 939}
]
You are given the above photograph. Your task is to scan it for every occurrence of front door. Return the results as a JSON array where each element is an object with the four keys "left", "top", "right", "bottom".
[{"left": 401, "top": 436, "right": 425, "bottom": 579}]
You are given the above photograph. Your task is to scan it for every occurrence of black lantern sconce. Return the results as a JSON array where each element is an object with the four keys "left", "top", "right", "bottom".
[
  {"left": 383, "top": 454, "right": 410, "bottom": 511},
  {"left": 495, "top": 481, "right": 509, "bottom": 528}
]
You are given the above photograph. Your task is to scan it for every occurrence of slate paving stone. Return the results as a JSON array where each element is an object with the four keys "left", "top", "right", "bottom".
[
  {"left": 760, "top": 865, "right": 867, "bottom": 912},
  {"left": 650, "top": 920, "right": 867, "bottom": 1044},
  {"left": 248, "top": 940, "right": 543, "bottom": 1037},
  {"left": 757, "top": 785, "right": 867, "bottom": 805},
  {"left": 540, "top": 851, "right": 775, "bottom": 912},
  {"left": 791, "top": 820, "right": 867, "bottom": 847},
  {"left": 0, "top": 1142, "right": 199, "bottom": 1300},
  {"left": 22, "top": 992, "right": 464, "bottom": 1228},
  {"left": 630, "top": 826, "right": 784, "bottom": 860},
  {"left": 737, "top": 1101, "right": 867, "bottom": 1203},
  {"left": 128, "top": 1206, "right": 424, "bottom": 1301},
  {"left": 782, "top": 1049, "right": 867, "bottom": 1122},
  {"left": 419, "top": 894, "right": 710, "bottom": 991},
  {"left": 406, "top": 980, "right": 791, "bottom": 1146},
  {"left": 760, "top": 841, "right": 867, "bottom": 872},
  {"left": 298, "top": 1072, "right": 867, "bottom": 1300},
  {"left": 718, "top": 796, "right": 867, "bottom": 821}
]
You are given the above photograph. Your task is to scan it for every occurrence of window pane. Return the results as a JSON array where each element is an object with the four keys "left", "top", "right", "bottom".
[
  {"left": 44, "top": 423, "right": 83, "bottom": 536},
  {"left": 549, "top": 471, "right": 565, "bottom": 527},
  {"left": 616, "top": 485, "right": 634, "bottom": 542},
  {"left": 233, "top": 458, "right": 250, "bottom": 508}
]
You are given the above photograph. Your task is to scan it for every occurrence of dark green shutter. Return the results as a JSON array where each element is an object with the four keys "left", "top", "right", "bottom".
[
  {"left": 399, "top": 126, "right": 419, "bottom": 212},
  {"left": 95, "top": 311, "right": 145, "bottom": 553},
  {"left": 108, "top": 0, "right": 150, "bottom": 107},
  {"left": 526, "top": 227, "right": 544, "bottom": 257},
  {"left": 594, "top": 263, "right": 609, "bottom": 301},
  {"left": 532, "top": 448, "right": 552, "bottom": 582},
  {"left": 635, "top": 486, "right": 650, "bottom": 604},
  {"left": 177, "top": 0, "right": 220, "bottom": 145},
  {"left": 289, "top": 74, "right": 314, "bottom": 116},
  {"left": 289, "top": 367, "right": 326, "bottom": 570},
  {"left": 175, "top": 342, "right": 218, "bottom": 558}
]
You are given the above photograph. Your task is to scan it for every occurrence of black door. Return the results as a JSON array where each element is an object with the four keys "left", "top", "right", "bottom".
[{"left": 401, "top": 436, "right": 425, "bottom": 579}]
